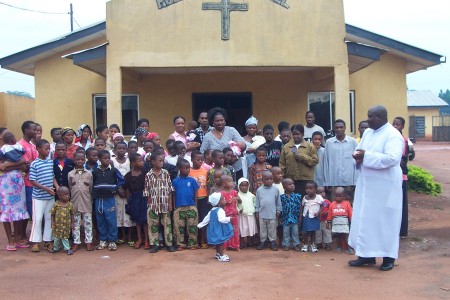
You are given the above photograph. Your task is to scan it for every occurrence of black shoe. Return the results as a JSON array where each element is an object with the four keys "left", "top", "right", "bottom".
[
  {"left": 380, "top": 257, "right": 395, "bottom": 271},
  {"left": 270, "top": 241, "right": 278, "bottom": 251},
  {"left": 348, "top": 257, "right": 376, "bottom": 267},
  {"left": 149, "top": 246, "right": 159, "bottom": 253},
  {"left": 167, "top": 245, "right": 176, "bottom": 252},
  {"left": 256, "top": 243, "right": 265, "bottom": 250}
]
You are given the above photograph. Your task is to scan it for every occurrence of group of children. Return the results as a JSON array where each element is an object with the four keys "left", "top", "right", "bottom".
[{"left": 1, "top": 124, "right": 354, "bottom": 263}]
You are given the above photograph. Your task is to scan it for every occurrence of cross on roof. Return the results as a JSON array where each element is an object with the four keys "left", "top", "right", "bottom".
[{"left": 202, "top": 0, "right": 248, "bottom": 40}]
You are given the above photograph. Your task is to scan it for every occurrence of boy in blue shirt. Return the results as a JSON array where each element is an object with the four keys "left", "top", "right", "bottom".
[
  {"left": 172, "top": 159, "right": 199, "bottom": 250},
  {"left": 280, "top": 178, "right": 302, "bottom": 251}
]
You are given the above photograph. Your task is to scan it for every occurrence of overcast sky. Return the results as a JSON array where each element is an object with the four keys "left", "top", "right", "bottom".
[{"left": 0, "top": 0, "right": 448, "bottom": 97}]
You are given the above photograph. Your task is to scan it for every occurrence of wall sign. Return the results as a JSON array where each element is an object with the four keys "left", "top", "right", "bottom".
[
  {"left": 156, "top": 0, "right": 182, "bottom": 9},
  {"left": 272, "top": 0, "right": 289, "bottom": 9},
  {"left": 202, "top": 0, "right": 248, "bottom": 40}
]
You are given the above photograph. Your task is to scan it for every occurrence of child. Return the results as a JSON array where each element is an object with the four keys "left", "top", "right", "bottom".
[
  {"left": 165, "top": 139, "right": 179, "bottom": 166},
  {"left": 248, "top": 147, "right": 272, "bottom": 194},
  {"left": 301, "top": 181, "right": 323, "bottom": 252},
  {"left": 203, "top": 149, "right": 214, "bottom": 170},
  {"left": 50, "top": 186, "right": 75, "bottom": 255},
  {"left": 197, "top": 192, "right": 234, "bottom": 262},
  {"left": 29, "top": 139, "right": 55, "bottom": 252},
  {"left": 175, "top": 140, "right": 191, "bottom": 164},
  {"left": 221, "top": 175, "right": 240, "bottom": 250},
  {"left": 173, "top": 159, "right": 200, "bottom": 250},
  {"left": 68, "top": 151, "right": 94, "bottom": 252},
  {"left": 222, "top": 147, "right": 237, "bottom": 183},
  {"left": 189, "top": 150, "right": 210, "bottom": 249},
  {"left": 328, "top": 187, "right": 353, "bottom": 254},
  {"left": 262, "top": 124, "right": 283, "bottom": 167},
  {"left": 92, "top": 150, "right": 125, "bottom": 251},
  {"left": 312, "top": 131, "right": 325, "bottom": 187},
  {"left": 0, "top": 132, "right": 26, "bottom": 163},
  {"left": 53, "top": 141, "right": 75, "bottom": 193},
  {"left": 124, "top": 153, "right": 149, "bottom": 249},
  {"left": 144, "top": 152, "right": 176, "bottom": 253},
  {"left": 207, "top": 150, "right": 231, "bottom": 189},
  {"left": 315, "top": 186, "right": 332, "bottom": 251},
  {"left": 143, "top": 140, "right": 155, "bottom": 160},
  {"left": 127, "top": 141, "right": 139, "bottom": 156},
  {"left": 280, "top": 178, "right": 302, "bottom": 251},
  {"left": 49, "top": 127, "right": 62, "bottom": 159},
  {"left": 271, "top": 166, "right": 284, "bottom": 195},
  {"left": 209, "top": 169, "right": 224, "bottom": 194},
  {"left": 96, "top": 125, "right": 113, "bottom": 151},
  {"left": 255, "top": 171, "right": 282, "bottom": 251},
  {"left": 186, "top": 121, "right": 198, "bottom": 143},
  {"left": 237, "top": 178, "right": 257, "bottom": 249},
  {"left": 84, "top": 148, "right": 99, "bottom": 172},
  {"left": 111, "top": 142, "right": 134, "bottom": 246},
  {"left": 94, "top": 138, "right": 106, "bottom": 151}
]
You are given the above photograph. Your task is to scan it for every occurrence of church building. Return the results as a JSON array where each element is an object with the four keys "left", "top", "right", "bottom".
[{"left": 0, "top": 0, "right": 444, "bottom": 138}]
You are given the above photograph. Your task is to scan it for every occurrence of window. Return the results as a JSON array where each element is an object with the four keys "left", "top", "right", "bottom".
[
  {"left": 93, "top": 94, "right": 139, "bottom": 136},
  {"left": 307, "top": 91, "right": 355, "bottom": 133}
]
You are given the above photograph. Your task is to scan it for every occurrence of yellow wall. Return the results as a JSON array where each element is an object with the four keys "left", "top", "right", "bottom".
[
  {"left": 350, "top": 53, "right": 408, "bottom": 137},
  {"left": 0, "top": 92, "right": 35, "bottom": 137},
  {"left": 34, "top": 39, "right": 106, "bottom": 140},
  {"left": 408, "top": 107, "right": 440, "bottom": 140}
]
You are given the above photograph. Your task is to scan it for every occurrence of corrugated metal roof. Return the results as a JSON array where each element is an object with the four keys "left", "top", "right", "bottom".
[{"left": 407, "top": 90, "right": 449, "bottom": 107}]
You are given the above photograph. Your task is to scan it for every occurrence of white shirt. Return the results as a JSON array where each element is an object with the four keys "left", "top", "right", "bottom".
[
  {"left": 197, "top": 207, "right": 231, "bottom": 228},
  {"left": 302, "top": 194, "right": 324, "bottom": 218},
  {"left": 304, "top": 124, "right": 326, "bottom": 142}
]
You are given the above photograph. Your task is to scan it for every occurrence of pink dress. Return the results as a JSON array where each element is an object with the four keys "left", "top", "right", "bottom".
[{"left": 221, "top": 190, "right": 240, "bottom": 249}]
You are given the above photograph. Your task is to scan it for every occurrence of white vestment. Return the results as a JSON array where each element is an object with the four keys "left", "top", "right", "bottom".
[{"left": 348, "top": 123, "right": 403, "bottom": 259}]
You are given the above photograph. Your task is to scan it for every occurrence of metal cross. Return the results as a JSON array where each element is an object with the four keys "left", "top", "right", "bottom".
[{"left": 202, "top": 0, "right": 248, "bottom": 40}]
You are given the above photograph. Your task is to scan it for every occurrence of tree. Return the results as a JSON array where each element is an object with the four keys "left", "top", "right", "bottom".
[
  {"left": 439, "top": 89, "right": 450, "bottom": 115},
  {"left": 6, "top": 90, "right": 33, "bottom": 99}
]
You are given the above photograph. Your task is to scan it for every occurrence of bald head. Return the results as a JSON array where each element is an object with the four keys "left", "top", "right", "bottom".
[{"left": 368, "top": 105, "right": 388, "bottom": 130}]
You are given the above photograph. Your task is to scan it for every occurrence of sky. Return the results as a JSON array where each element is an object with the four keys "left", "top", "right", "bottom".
[{"left": 0, "top": 0, "right": 449, "bottom": 97}]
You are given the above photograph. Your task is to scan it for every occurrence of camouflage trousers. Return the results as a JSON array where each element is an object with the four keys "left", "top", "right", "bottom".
[
  {"left": 173, "top": 206, "right": 198, "bottom": 248},
  {"left": 147, "top": 209, "right": 173, "bottom": 246}
]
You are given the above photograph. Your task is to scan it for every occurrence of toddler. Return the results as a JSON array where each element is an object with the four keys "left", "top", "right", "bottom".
[
  {"left": 248, "top": 147, "right": 272, "bottom": 194},
  {"left": 328, "top": 187, "right": 354, "bottom": 254},
  {"left": 301, "top": 181, "right": 323, "bottom": 252},
  {"left": 209, "top": 169, "right": 224, "bottom": 194},
  {"left": 0, "top": 132, "right": 25, "bottom": 163},
  {"left": 280, "top": 178, "right": 302, "bottom": 251},
  {"left": 221, "top": 175, "right": 240, "bottom": 250},
  {"left": 237, "top": 178, "right": 257, "bottom": 249},
  {"left": 315, "top": 186, "right": 332, "bottom": 250},
  {"left": 197, "top": 192, "right": 234, "bottom": 262},
  {"left": 50, "top": 187, "right": 75, "bottom": 255}
]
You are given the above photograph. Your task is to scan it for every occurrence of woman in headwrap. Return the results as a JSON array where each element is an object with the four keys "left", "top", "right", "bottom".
[
  {"left": 61, "top": 127, "right": 78, "bottom": 160},
  {"left": 134, "top": 127, "right": 148, "bottom": 156},
  {"left": 243, "top": 116, "right": 259, "bottom": 170},
  {"left": 130, "top": 119, "right": 150, "bottom": 142},
  {"left": 75, "top": 124, "right": 93, "bottom": 150}
]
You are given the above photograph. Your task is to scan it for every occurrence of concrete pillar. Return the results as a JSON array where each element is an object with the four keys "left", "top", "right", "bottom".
[
  {"left": 333, "top": 64, "right": 350, "bottom": 124},
  {"left": 106, "top": 66, "right": 122, "bottom": 126}
]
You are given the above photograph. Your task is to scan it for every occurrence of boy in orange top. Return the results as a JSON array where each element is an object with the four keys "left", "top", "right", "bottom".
[
  {"left": 327, "top": 187, "right": 353, "bottom": 254},
  {"left": 189, "top": 150, "right": 210, "bottom": 249},
  {"left": 316, "top": 186, "right": 332, "bottom": 250}
]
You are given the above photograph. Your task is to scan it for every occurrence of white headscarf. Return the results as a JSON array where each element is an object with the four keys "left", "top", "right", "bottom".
[{"left": 245, "top": 116, "right": 258, "bottom": 128}]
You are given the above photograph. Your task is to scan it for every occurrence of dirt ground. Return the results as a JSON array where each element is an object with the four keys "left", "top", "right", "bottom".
[{"left": 1, "top": 142, "right": 450, "bottom": 299}]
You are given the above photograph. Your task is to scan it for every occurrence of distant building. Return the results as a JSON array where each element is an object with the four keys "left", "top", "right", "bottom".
[{"left": 0, "top": 92, "right": 35, "bottom": 135}]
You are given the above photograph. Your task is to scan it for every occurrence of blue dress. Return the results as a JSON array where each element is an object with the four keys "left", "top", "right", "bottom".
[{"left": 207, "top": 208, "right": 234, "bottom": 245}]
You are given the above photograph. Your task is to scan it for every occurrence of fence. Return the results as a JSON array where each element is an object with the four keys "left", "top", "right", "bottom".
[{"left": 432, "top": 116, "right": 450, "bottom": 142}]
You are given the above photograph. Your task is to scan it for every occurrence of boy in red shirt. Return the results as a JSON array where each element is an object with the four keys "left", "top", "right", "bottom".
[
  {"left": 327, "top": 187, "right": 353, "bottom": 254},
  {"left": 315, "top": 186, "right": 332, "bottom": 250}
]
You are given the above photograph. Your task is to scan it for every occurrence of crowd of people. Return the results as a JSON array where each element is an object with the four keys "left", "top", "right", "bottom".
[{"left": 0, "top": 106, "right": 408, "bottom": 270}]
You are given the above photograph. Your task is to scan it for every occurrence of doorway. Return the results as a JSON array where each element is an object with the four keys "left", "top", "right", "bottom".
[{"left": 192, "top": 92, "right": 252, "bottom": 135}]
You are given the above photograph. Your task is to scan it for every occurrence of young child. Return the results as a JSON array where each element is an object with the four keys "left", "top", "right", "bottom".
[
  {"left": 262, "top": 124, "right": 283, "bottom": 167},
  {"left": 197, "top": 192, "right": 234, "bottom": 262},
  {"left": 203, "top": 149, "right": 214, "bottom": 170},
  {"left": 221, "top": 175, "right": 240, "bottom": 251},
  {"left": 255, "top": 171, "right": 282, "bottom": 251},
  {"left": 237, "top": 178, "right": 257, "bottom": 249},
  {"left": 209, "top": 169, "right": 224, "bottom": 194},
  {"left": 49, "top": 127, "right": 62, "bottom": 159},
  {"left": 174, "top": 140, "right": 191, "bottom": 165},
  {"left": 189, "top": 150, "right": 210, "bottom": 249},
  {"left": 186, "top": 121, "right": 198, "bottom": 143},
  {"left": 315, "top": 186, "right": 332, "bottom": 251},
  {"left": 173, "top": 159, "right": 200, "bottom": 250},
  {"left": 124, "top": 153, "right": 149, "bottom": 249},
  {"left": 0, "top": 132, "right": 26, "bottom": 163},
  {"left": 249, "top": 147, "right": 272, "bottom": 194},
  {"left": 50, "top": 186, "right": 75, "bottom": 255},
  {"left": 280, "top": 178, "right": 302, "bottom": 251},
  {"left": 53, "top": 141, "right": 75, "bottom": 193},
  {"left": 222, "top": 147, "right": 237, "bottom": 183},
  {"left": 94, "top": 138, "right": 106, "bottom": 151},
  {"left": 84, "top": 148, "right": 99, "bottom": 172},
  {"left": 271, "top": 166, "right": 284, "bottom": 195},
  {"left": 68, "top": 151, "right": 94, "bottom": 252},
  {"left": 328, "top": 186, "right": 353, "bottom": 254},
  {"left": 301, "top": 181, "right": 323, "bottom": 253},
  {"left": 144, "top": 152, "right": 176, "bottom": 253},
  {"left": 111, "top": 142, "right": 134, "bottom": 246},
  {"left": 127, "top": 141, "right": 139, "bottom": 156},
  {"left": 92, "top": 150, "right": 125, "bottom": 251},
  {"left": 29, "top": 139, "right": 55, "bottom": 253},
  {"left": 207, "top": 150, "right": 231, "bottom": 189},
  {"left": 96, "top": 125, "right": 113, "bottom": 151}
]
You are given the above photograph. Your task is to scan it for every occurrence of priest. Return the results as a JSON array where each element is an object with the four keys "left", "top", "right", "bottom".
[{"left": 349, "top": 105, "right": 404, "bottom": 271}]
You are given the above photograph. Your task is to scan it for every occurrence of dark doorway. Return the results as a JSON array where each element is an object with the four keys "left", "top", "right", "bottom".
[{"left": 192, "top": 92, "right": 252, "bottom": 135}]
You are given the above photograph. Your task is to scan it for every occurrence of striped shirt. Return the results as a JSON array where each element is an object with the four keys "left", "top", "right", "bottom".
[
  {"left": 143, "top": 169, "right": 173, "bottom": 213},
  {"left": 29, "top": 158, "right": 54, "bottom": 200}
]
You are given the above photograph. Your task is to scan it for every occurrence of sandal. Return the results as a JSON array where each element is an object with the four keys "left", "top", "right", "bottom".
[
  {"left": 16, "top": 243, "right": 30, "bottom": 249},
  {"left": 325, "top": 243, "right": 332, "bottom": 251},
  {"left": 6, "top": 245, "right": 17, "bottom": 251},
  {"left": 144, "top": 242, "right": 151, "bottom": 250},
  {"left": 189, "top": 246, "right": 198, "bottom": 250},
  {"left": 200, "top": 244, "right": 209, "bottom": 249},
  {"left": 128, "top": 241, "right": 135, "bottom": 247},
  {"left": 176, "top": 246, "right": 185, "bottom": 251},
  {"left": 30, "top": 244, "right": 40, "bottom": 252},
  {"left": 134, "top": 241, "right": 142, "bottom": 249},
  {"left": 116, "top": 240, "right": 125, "bottom": 245}
]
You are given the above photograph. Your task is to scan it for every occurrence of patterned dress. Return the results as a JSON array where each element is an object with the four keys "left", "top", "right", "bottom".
[
  {"left": 111, "top": 157, "right": 134, "bottom": 227},
  {"left": 221, "top": 189, "right": 239, "bottom": 249},
  {"left": 248, "top": 163, "right": 272, "bottom": 194},
  {"left": 0, "top": 170, "right": 29, "bottom": 222},
  {"left": 50, "top": 202, "right": 75, "bottom": 239}
]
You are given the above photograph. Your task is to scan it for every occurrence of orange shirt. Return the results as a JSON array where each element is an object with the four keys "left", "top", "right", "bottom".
[
  {"left": 327, "top": 200, "right": 352, "bottom": 221},
  {"left": 189, "top": 167, "right": 208, "bottom": 198}
]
